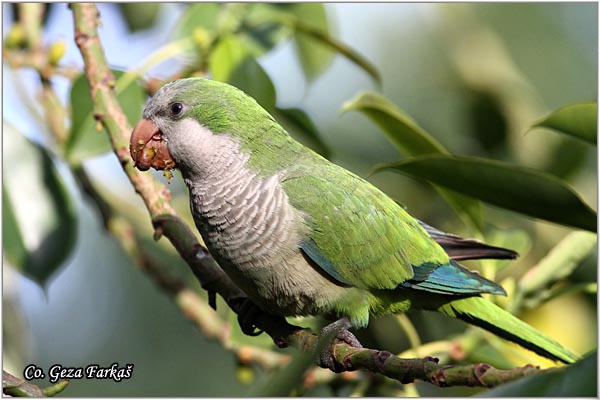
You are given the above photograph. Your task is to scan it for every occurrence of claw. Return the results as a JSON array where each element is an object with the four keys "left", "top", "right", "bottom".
[
  {"left": 237, "top": 299, "right": 264, "bottom": 336},
  {"left": 318, "top": 317, "right": 362, "bottom": 372}
]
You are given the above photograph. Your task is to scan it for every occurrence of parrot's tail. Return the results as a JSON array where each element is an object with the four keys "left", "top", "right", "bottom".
[{"left": 436, "top": 296, "right": 578, "bottom": 364}]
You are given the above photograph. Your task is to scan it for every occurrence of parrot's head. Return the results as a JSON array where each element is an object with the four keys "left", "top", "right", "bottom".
[{"left": 130, "top": 78, "right": 275, "bottom": 176}]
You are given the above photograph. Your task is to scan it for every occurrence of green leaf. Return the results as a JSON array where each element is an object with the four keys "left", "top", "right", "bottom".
[
  {"left": 288, "top": 17, "right": 380, "bottom": 84},
  {"left": 4, "top": 123, "right": 77, "bottom": 286},
  {"left": 241, "top": 4, "right": 292, "bottom": 57},
  {"left": 467, "top": 89, "right": 509, "bottom": 154},
  {"left": 478, "top": 351, "right": 597, "bottom": 397},
  {"left": 246, "top": 12, "right": 380, "bottom": 84},
  {"left": 375, "top": 154, "right": 597, "bottom": 232},
  {"left": 173, "top": 3, "right": 221, "bottom": 39},
  {"left": 544, "top": 138, "right": 590, "bottom": 179},
  {"left": 118, "top": 3, "right": 161, "bottom": 32},
  {"left": 533, "top": 102, "right": 597, "bottom": 145},
  {"left": 175, "top": 3, "right": 285, "bottom": 58},
  {"left": 3, "top": 183, "right": 27, "bottom": 270},
  {"left": 209, "top": 35, "right": 250, "bottom": 82},
  {"left": 229, "top": 58, "right": 276, "bottom": 112},
  {"left": 273, "top": 107, "right": 330, "bottom": 158},
  {"left": 209, "top": 35, "right": 276, "bottom": 111},
  {"left": 435, "top": 188, "right": 483, "bottom": 232},
  {"left": 483, "top": 228, "right": 532, "bottom": 272},
  {"left": 288, "top": 3, "right": 335, "bottom": 82},
  {"left": 344, "top": 92, "right": 448, "bottom": 155},
  {"left": 67, "top": 73, "right": 107, "bottom": 161},
  {"left": 519, "top": 231, "right": 597, "bottom": 296},
  {"left": 66, "top": 70, "right": 146, "bottom": 163},
  {"left": 345, "top": 92, "right": 483, "bottom": 231}
]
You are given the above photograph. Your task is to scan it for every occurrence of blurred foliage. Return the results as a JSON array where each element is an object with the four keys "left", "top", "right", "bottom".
[
  {"left": 67, "top": 70, "right": 146, "bottom": 163},
  {"left": 118, "top": 3, "right": 160, "bottom": 33},
  {"left": 2, "top": 2, "right": 597, "bottom": 397},
  {"left": 3, "top": 124, "right": 77, "bottom": 286}
]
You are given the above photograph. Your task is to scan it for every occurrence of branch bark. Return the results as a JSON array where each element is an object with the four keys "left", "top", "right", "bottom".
[
  {"left": 3, "top": 370, "right": 69, "bottom": 397},
  {"left": 70, "top": 2, "right": 555, "bottom": 390}
]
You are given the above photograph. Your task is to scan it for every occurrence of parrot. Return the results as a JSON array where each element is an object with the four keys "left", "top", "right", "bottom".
[{"left": 130, "top": 78, "right": 577, "bottom": 367}]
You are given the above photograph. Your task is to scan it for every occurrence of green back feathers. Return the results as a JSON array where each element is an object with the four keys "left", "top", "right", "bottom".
[{"left": 283, "top": 165, "right": 451, "bottom": 289}]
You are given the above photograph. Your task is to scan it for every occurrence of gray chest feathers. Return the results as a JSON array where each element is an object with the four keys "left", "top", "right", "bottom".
[
  {"left": 185, "top": 159, "right": 345, "bottom": 316},
  {"left": 190, "top": 167, "right": 301, "bottom": 268}
]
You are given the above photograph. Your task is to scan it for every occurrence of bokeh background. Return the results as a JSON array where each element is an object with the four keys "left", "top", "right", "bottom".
[{"left": 3, "top": 3, "right": 597, "bottom": 396}]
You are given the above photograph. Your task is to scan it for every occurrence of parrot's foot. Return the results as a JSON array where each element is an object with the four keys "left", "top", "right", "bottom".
[
  {"left": 318, "top": 317, "right": 363, "bottom": 372},
  {"left": 237, "top": 298, "right": 264, "bottom": 336}
]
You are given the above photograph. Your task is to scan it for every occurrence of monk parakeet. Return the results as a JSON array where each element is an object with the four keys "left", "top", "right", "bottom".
[{"left": 130, "top": 78, "right": 577, "bottom": 366}]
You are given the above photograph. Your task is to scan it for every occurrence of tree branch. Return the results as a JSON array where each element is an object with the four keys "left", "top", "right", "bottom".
[
  {"left": 75, "top": 173, "right": 289, "bottom": 370},
  {"left": 70, "top": 1, "right": 289, "bottom": 371},
  {"left": 3, "top": 370, "right": 69, "bottom": 397},
  {"left": 71, "top": 3, "right": 174, "bottom": 218},
  {"left": 70, "top": 2, "right": 556, "bottom": 389}
]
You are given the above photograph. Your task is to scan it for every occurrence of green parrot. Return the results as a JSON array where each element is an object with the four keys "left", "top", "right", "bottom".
[{"left": 130, "top": 78, "right": 577, "bottom": 366}]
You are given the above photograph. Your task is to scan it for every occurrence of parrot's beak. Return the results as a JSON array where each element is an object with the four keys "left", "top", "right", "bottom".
[{"left": 130, "top": 119, "right": 176, "bottom": 172}]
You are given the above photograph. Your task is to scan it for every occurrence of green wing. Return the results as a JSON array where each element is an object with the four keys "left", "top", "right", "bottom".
[{"left": 282, "top": 163, "right": 450, "bottom": 290}]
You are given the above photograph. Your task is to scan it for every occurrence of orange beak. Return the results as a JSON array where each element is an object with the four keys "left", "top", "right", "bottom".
[{"left": 130, "top": 119, "right": 176, "bottom": 172}]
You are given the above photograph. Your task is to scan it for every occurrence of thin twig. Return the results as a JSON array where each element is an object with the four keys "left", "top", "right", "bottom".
[{"left": 3, "top": 370, "right": 69, "bottom": 397}]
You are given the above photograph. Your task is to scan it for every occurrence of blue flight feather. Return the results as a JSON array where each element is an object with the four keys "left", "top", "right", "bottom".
[
  {"left": 300, "top": 239, "right": 352, "bottom": 285},
  {"left": 402, "top": 261, "right": 506, "bottom": 296}
]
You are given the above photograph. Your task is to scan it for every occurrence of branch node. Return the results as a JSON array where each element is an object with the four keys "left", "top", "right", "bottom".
[
  {"left": 101, "top": 71, "right": 116, "bottom": 89},
  {"left": 374, "top": 350, "right": 392, "bottom": 371},
  {"left": 431, "top": 366, "right": 451, "bottom": 387},
  {"left": 425, "top": 355, "right": 440, "bottom": 364},
  {"left": 160, "top": 186, "right": 172, "bottom": 201},
  {"left": 74, "top": 30, "right": 89, "bottom": 46},
  {"left": 341, "top": 354, "right": 354, "bottom": 371},
  {"left": 474, "top": 363, "right": 492, "bottom": 386}
]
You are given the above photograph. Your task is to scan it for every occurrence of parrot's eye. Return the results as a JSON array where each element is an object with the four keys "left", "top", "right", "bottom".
[{"left": 169, "top": 102, "right": 185, "bottom": 117}]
